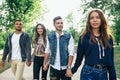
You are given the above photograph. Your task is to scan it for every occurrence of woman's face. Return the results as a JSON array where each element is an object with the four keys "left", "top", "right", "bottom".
[
  {"left": 90, "top": 11, "right": 101, "bottom": 30},
  {"left": 37, "top": 25, "right": 43, "bottom": 35}
]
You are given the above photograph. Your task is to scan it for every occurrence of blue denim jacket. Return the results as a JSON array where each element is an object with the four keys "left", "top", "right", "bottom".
[{"left": 48, "top": 31, "right": 71, "bottom": 66}]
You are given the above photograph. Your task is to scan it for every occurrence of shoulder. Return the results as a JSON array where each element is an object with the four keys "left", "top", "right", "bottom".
[
  {"left": 108, "top": 34, "right": 113, "bottom": 43},
  {"left": 7, "top": 32, "right": 14, "bottom": 39},
  {"left": 20, "top": 32, "right": 31, "bottom": 40},
  {"left": 21, "top": 32, "right": 29, "bottom": 37},
  {"left": 48, "top": 31, "right": 55, "bottom": 35},
  {"left": 48, "top": 31, "right": 56, "bottom": 38},
  {"left": 81, "top": 32, "right": 90, "bottom": 40},
  {"left": 79, "top": 32, "right": 90, "bottom": 44},
  {"left": 64, "top": 32, "right": 71, "bottom": 39},
  {"left": 9, "top": 32, "right": 14, "bottom": 36},
  {"left": 64, "top": 32, "right": 71, "bottom": 36},
  {"left": 109, "top": 34, "right": 113, "bottom": 40},
  {"left": 22, "top": 32, "right": 29, "bottom": 35}
]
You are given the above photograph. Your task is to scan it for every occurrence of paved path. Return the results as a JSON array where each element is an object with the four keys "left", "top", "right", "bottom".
[
  {"left": 0, "top": 64, "right": 82, "bottom": 80},
  {"left": 0, "top": 50, "right": 3, "bottom": 54},
  {"left": 0, "top": 54, "right": 82, "bottom": 80},
  {"left": 0, "top": 53, "right": 119, "bottom": 80}
]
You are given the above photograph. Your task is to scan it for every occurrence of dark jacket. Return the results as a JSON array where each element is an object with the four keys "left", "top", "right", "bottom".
[
  {"left": 2, "top": 32, "right": 31, "bottom": 62},
  {"left": 71, "top": 32, "right": 116, "bottom": 80}
]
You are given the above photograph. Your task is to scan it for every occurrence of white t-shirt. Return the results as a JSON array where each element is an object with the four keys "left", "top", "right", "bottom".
[{"left": 11, "top": 33, "right": 22, "bottom": 60}]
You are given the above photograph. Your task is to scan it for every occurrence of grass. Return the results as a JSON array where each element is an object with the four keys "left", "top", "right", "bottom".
[
  {"left": 114, "top": 46, "right": 120, "bottom": 78},
  {"left": 114, "top": 54, "right": 120, "bottom": 79},
  {"left": 114, "top": 45, "right": 120, "bottom": 54}
]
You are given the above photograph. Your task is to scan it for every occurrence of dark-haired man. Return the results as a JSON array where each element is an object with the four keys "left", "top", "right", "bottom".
[
  {"left": 44, "top": 16, "right": 74, "bottom": 80},
  {"left": 1, "top": 20, "right": 31, "bottom": 80}
]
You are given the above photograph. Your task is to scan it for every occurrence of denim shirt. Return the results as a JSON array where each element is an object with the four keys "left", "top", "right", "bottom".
[{"left": 48, "top": 31, "right": 71, "bottom": 66}]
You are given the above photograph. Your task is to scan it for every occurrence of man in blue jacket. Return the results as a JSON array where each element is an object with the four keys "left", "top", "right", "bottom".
[
  {"left": 0, "top": 20, "right": 31, "bottom": 80},
  {"left": 43, "top": 16, "right": 74, "bottom": 80}
]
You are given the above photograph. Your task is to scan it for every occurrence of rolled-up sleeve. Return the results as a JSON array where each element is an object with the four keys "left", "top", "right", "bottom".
[
  {"left": 45, "top": 37, "right": 50, "bottom": 54},
  {"left": 68, "top": 35, "right": 74, "bottom": 56}
]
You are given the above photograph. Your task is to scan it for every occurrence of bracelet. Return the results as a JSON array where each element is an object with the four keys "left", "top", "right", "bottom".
[{"left": 67, "top": 66, "right": 71, "bottom": 69}]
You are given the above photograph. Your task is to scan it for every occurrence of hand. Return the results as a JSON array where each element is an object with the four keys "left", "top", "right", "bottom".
[
  {"left": 66, "top": 69, "right": 73, "bottom": 77},
  {"left": 26, "top": 61, "right": 31, "bottom": 67},
  {"left": 0, "top": 61, "right": 6, "bottom": 68},
  {"left": 43, "top": 63, "right": 48, "bottom": 71}
]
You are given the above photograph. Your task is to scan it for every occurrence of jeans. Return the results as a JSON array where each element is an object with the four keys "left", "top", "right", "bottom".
[
  {"left": 80, "top": 64, "right": 108, "bottom": 80},
  {"left": 33, "top": 56, "right": 48, "bottom": 80},
  {"left": 50, "top": 66, "right": 71, "bottom": 80}
]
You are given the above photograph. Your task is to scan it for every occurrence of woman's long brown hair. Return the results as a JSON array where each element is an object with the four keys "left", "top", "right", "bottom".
[
  {"left": 81, "top": 9, "right": 112, "bottom": 48},
  {"left": 34, "top": 23, "right": 46, "bottom": 45}
]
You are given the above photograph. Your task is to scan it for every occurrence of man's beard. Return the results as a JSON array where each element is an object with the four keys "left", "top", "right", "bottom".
[
  {"left": 16, "top": 28, "right": 22, "bottom": 31},
  {"left": 56, "top": 28, "right": 62, "bottom": 31},
  {"left": 56, "top": 27, "right": 62, "bottom": 31}
]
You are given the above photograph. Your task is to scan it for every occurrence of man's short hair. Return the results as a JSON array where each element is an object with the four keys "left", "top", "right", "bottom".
[
  {"left": 53, "top": 16, "right": 62, "bottom": 24},
  {"left": 14, "top": 20, "right": 22, "bottom": 24}
]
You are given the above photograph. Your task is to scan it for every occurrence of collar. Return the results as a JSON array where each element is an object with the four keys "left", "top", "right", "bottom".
[{"left": 56, "top": 31, "right": 64, "bottom": 38}]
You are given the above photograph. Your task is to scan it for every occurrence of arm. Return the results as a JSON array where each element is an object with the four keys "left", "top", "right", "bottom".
[
  {"left": 25, "top": 34, "right": 32, "bottom": 66},
  {"left": 107, "top": 48, "right": 116, "bottom": 80},
  {"left": 2, "top": 36, "right": 9, "bottom": 62},
  {"left": 71, "top": 36, "right": 84, "bottom": 74},
  {"left": 66, "top": 35, "right": 74, "bottom": 76},
  {"left": 67, "top": 35, "right": 74, "bottom": 67},
  {"left": 66, "top": 56, "right": 74, "bottom": 77},
  {"left": 1, "top": 35, "right": 10, "bottom": 67},
  {"left": 43, "top": 53, "right": 49, "bottom": 71},
  {"left": 107, "top": 38, "right": 116, "bottom": 80},
  {"left": 43, "top": 37, "right": 50, "bottom": 71}
]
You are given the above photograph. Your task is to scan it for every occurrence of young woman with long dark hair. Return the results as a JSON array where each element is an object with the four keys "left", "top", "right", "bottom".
[
  {"left": 33, "top": 23, "right": 48, "bottom": 80},
  {"left": 67, "top": 9, "right": 116, "bottom": 80}
]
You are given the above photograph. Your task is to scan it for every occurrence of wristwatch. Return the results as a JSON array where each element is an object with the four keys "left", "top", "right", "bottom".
[{"left": 67, "top": 66, "right": 71, "bottom": 69}]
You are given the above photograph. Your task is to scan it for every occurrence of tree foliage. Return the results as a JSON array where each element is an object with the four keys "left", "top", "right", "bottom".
[
  {"left": 0, "top": 0, "right": 44, "bottom": 49},
  {"left": 65, "top": 12, "right": 80, "bottom": 44},
  {"left": 0, "top": 0, "right": 43, "bottom": 30}
]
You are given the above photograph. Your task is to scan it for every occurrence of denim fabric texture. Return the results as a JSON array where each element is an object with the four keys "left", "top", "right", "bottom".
[
  {"left": 80, "top": 64, "right": 108, "bottom": 80},
  {"left": 48, "top": 32, "right": 71, "bottom": 66}
]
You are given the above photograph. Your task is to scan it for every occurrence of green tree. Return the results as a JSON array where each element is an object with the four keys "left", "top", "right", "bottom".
[
  {"left": 0, "top": 0, "right": 45, "bottom": 49},
  {"left": 65, "top": 12, "right": 80, "bottom": 44},
  {"left": 0, "top": 0, "right": 43, "bottom": 30},
  {"left": 112, "top": 19, "right": 120, "bottom": 45}
]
